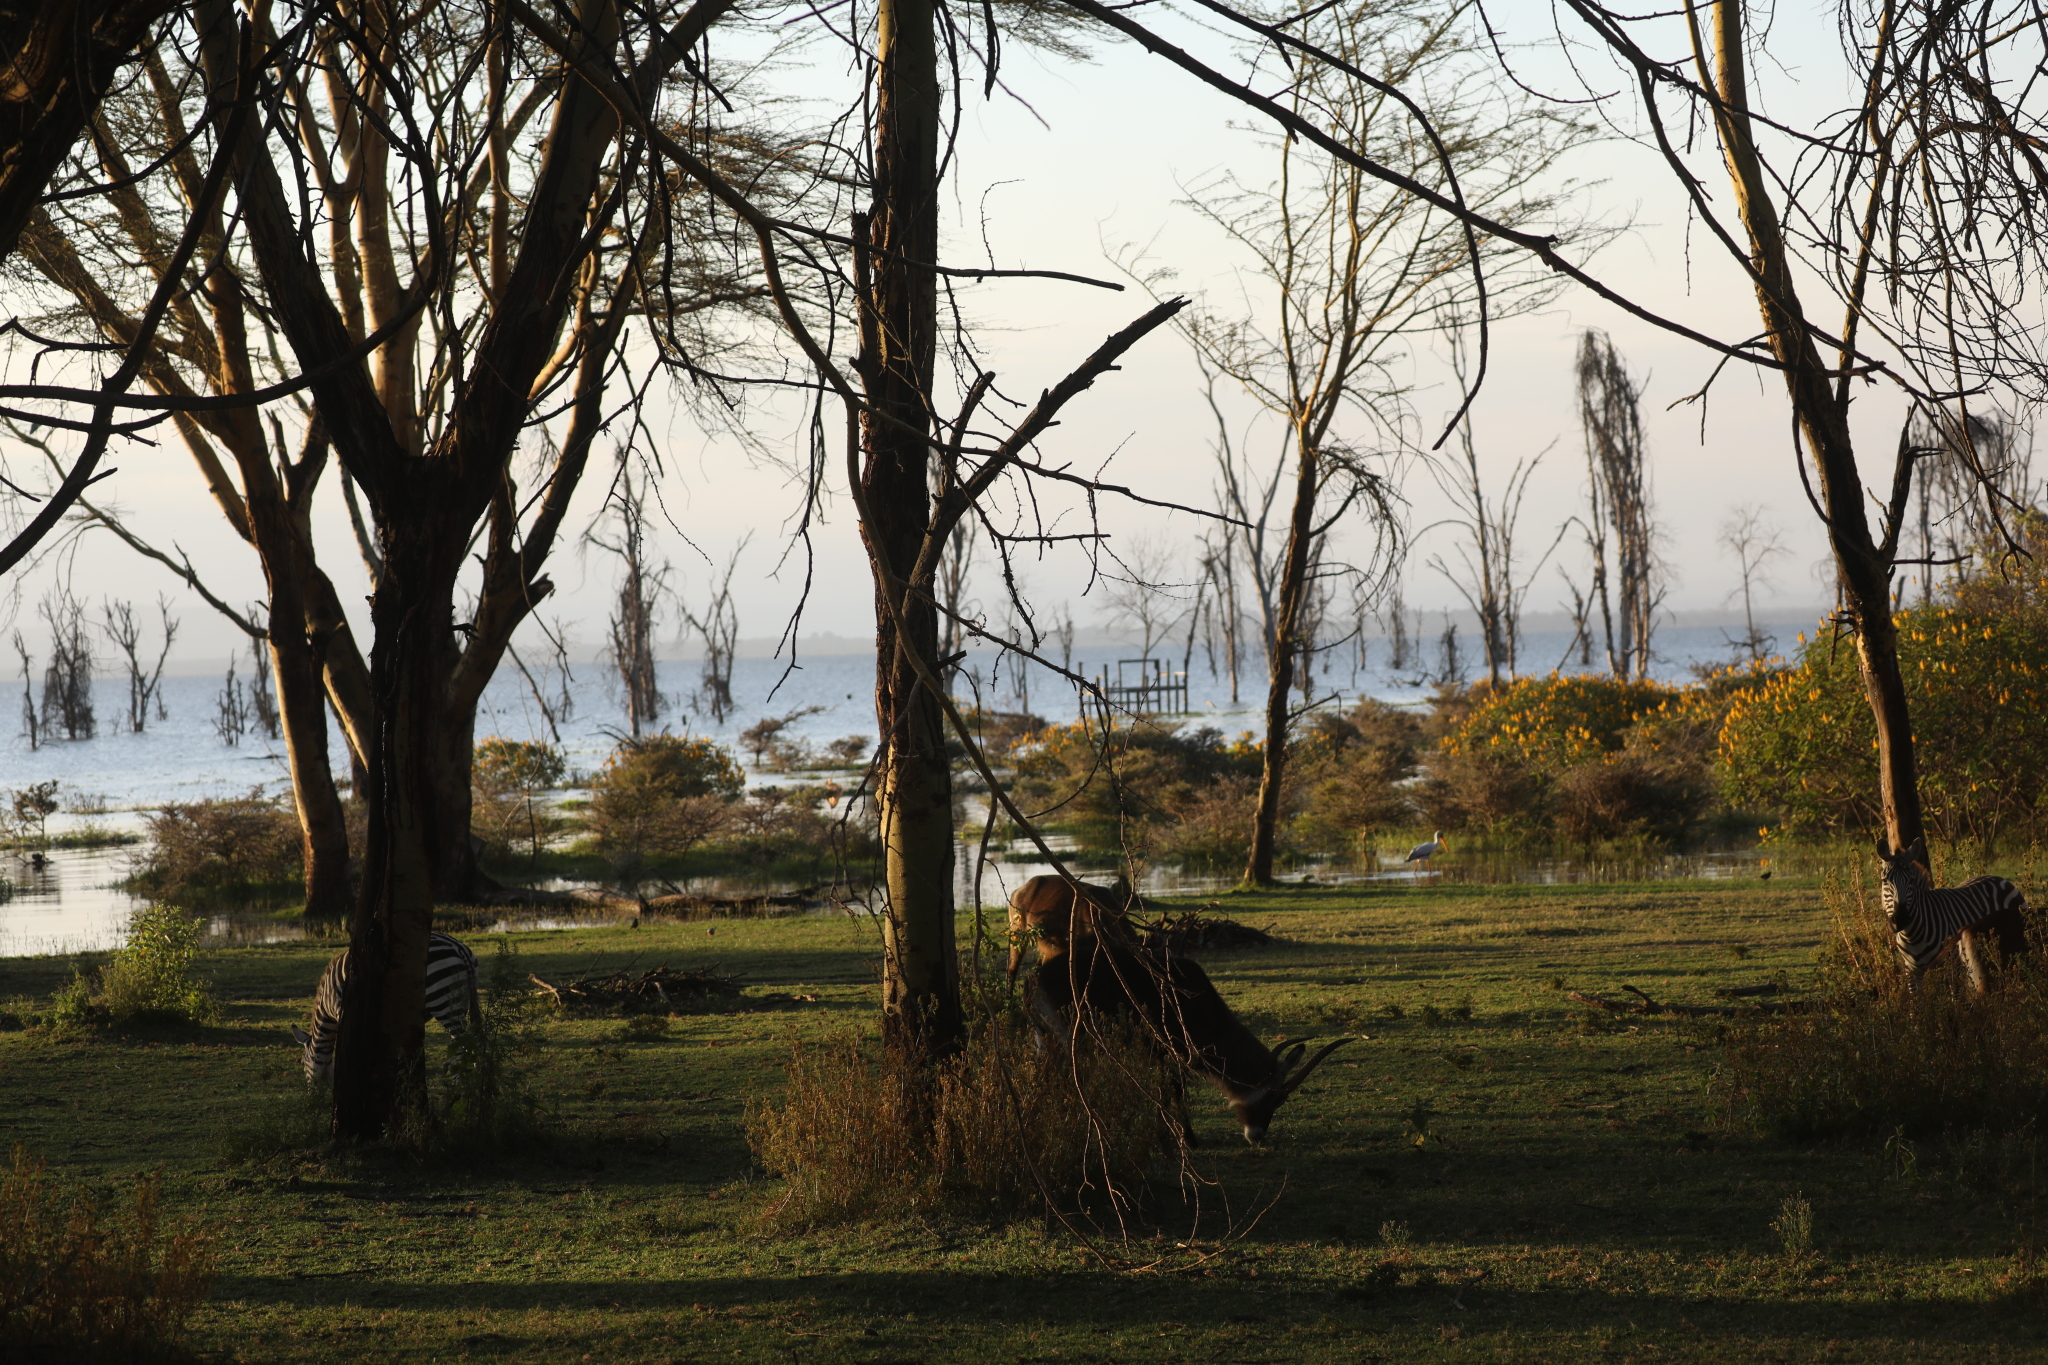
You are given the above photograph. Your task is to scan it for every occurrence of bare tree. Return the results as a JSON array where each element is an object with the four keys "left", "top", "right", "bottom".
[
  {"left": 1720, "top": 505, "right": 1788, "bottom": 663},
  {"left": 1576, "top": 331, "right": 1662, "bottom": 681},
  {"left": 681, "top": 541, "right": 745, "bottom": 727},
  {"left": 1199, "top": 531, "right": 1243, "bottom": 702},
  {"left": 1902, "top": 407, "right": 2033, "bottom": 602},
  {"left": 214, "top": 656, "right": 246, "bottom": 746},
  {"left": 1100, "top": 534, "right": 1186, "bottom": 658},
  {"left": 507, "top": 622, "right": 576, "bottom": 746},
  {"left": 100, "top": 597, "right": 176, "bottom": 732},
  {"left": 13, "top": 633, "right": 38, "bottom": 750},
  {"left": 1163, "top": 0, "right": 1583, "bottom": 885},
  {"left": 248, "top": 634, "right": 281, "bottom": 740},
  {"left": 1426, "top": 329, "right": 1562, "bottom": 685},
  {"left": 37, "top": 588, "right": 95, "bottom": 740},
  {"left": 594, "top": 463, "right": 668, "bottom": 739}
]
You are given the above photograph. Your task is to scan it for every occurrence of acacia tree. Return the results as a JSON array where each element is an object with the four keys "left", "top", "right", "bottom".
[
  {"left": 21, "top": 0, "right": 777, "bottom": 944},
  {"left": 1542, "top": 0, "right": 2048, "bottom": 887},
  {"left": 1162, "top": 0, "right": 1584, "bottom": 885}
]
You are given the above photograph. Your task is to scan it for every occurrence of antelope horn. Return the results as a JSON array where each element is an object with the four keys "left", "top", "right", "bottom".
[{"left": 1279, "top": 1036, "right": 1356, "bottom": 1095}]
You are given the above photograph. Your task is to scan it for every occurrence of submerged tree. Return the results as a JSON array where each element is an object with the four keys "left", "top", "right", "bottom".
[
  {"left": 1576, "top": 331, "right": 1661, "bottom": 682},
  {"left": 37, "top": 588, "right": 95, "bottom": 740},
  {"left": 101, "top": 597, "right": 176, "bottom": 732},
  {"left": 595, "top": 463, "right": 668, "bottom": 740}
]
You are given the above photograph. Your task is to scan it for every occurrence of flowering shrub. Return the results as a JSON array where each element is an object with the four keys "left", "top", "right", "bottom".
[{"left": 1721, "top": 603, "right": 2048, "bottom": 845}]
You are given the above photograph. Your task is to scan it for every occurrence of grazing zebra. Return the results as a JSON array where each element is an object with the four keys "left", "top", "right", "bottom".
[
  {"left": 289, "top": 931, "right": 479, "bottom": 1085},
  {"left": 1875, "top": 836, "right": 2030, "bottom": 991}
]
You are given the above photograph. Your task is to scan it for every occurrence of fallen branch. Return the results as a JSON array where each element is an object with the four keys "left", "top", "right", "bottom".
[{"left": 528, "top": 965, "right": 743, "bottom": 1012}]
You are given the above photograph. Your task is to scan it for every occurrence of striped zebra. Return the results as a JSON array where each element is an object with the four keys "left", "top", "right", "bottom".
[
  {"left": 289, "top": 931, "right": 480, "bottom": 1085},
  {"left": 1876, "top": 836, "right": 2030, "bottom": 991}
]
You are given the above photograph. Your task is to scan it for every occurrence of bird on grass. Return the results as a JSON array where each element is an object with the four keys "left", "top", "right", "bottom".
[{"left": 1404, "top": 832, "right": 1448, "bottom": 872}]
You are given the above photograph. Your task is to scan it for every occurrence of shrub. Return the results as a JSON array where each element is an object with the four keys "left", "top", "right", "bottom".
[
  {"left": 1291, "top": 700, "right": 1425, "bottom": 853},
  {"left": 1722, "top": 863, "right": 2048, "bottom": 1140},
  {"left": 0, "top": 1144, "right": 216, "bottom": 1356},
  {"left": 718, "top": 786, "right": 878, "bottom": 868},
  {"left": 583, "top": 734, "right": 745, "bottom": 872},
  {"left": 131, "top": 793, "right": 301, "bottom": 896},
  {"left": 95, "top": 906, "right": 219, "bottom": 1027},
  {"left": 1416, "top": 674, "right": 1726, "bottom": 846},
  {"left": 746, "top": 1021, "right": 1174, "bottom": 1224},
  {"left": 472, "top": 738, "right": 568, "bottom": 861},
  {"left": 1721, "top": 596, "right": 2048, "bottom": 846},
  {"left": 1551, "top": 749, "right": 1714, "bottom": 846},
  {"left": 474, "top": 737, "right": 567, "bottom": 794},
  {"left": 1155, "top": 773, "right": 1260, "bottom": 867},
  {"left": 1010, "top": 718, "right": 1260, "bottom": 854}
]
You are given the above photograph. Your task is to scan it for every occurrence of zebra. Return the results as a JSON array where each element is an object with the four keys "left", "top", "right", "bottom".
[
  {"left": 289, "top": 931, "right": 480, "bottom": 1085},
  {"left": 1875, "top": 835, "right": 2030, "bottom": 992}
]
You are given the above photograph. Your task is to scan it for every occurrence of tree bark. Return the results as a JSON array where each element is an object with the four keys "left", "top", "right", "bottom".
[
  {"left": 1705, "top": 0, "right": 1923, "bottom": 850},
  {"left": 1242, "top": 433, "right": 1319, "bottom": 887},
  {"left": 859, "top": 0, "right": 961, "bottom": 1061}
]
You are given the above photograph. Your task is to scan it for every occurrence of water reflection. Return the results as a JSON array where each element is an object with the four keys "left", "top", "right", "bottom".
[{"left": 950, "top": 846, "right": 1794, "bottom": 907}]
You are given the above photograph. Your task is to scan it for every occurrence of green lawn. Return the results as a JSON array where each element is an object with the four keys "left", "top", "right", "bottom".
[{"left": 3, "top": 870, "right": 2044, "bottom": 1363}]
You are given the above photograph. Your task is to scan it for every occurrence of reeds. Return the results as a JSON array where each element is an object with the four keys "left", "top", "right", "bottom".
[
  {"left": 0, "top": 1145, "right": 215, "bottom": 1356},
  {"left": 1723, "top": 862, "right": 2048, "bottom": 1140}
]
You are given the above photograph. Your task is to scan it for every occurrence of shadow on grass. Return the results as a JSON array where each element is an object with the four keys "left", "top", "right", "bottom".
[{"left": 200, "top": 1269, "right": 2042, "bottom": 1345}]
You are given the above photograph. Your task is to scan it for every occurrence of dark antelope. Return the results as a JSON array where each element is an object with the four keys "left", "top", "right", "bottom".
[
  {"left": 1006, "top": 874, "right": 1142, "bottom": 979},
  {"left": 1876, "top": 835, "right": 2029, "bottom": 993},
  {"left": 1029, "top": 933, "right": 1352, "bottom": 1143}
]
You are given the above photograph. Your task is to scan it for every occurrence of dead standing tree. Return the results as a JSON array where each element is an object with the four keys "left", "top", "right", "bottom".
[
  {"left": 100, "top": 597, "right": 176, "bottom": 731},
  {"left": 1576, "top": 330, "right": 1661, "bottom": 681},
  {"left": 594, "top": 461, "right": 667, "bottom": 739}
]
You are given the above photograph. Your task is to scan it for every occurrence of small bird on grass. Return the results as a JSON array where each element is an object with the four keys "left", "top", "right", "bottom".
[{"left": 1404, "top": 832, "right": 1448, "bottom": 872}]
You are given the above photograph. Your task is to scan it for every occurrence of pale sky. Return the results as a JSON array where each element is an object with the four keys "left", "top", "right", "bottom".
[{"left": 4, "top": 2, "right": 1956, "bottom": 673}]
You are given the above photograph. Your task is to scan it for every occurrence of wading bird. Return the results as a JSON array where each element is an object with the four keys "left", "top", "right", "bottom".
[{"left": 1404, "top": 832, "right": 1448, "bottom": 872}]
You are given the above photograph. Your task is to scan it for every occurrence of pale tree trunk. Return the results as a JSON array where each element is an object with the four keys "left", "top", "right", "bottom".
[
  {"left": 859, "top": 0, "right": 961, "bottom": 1061},
  {"left": 1243, "top": 428, "right": 1320, "bottom": 887},
  {"left": 1705, "top": 0, "right": 1923, "bottom": 852}
]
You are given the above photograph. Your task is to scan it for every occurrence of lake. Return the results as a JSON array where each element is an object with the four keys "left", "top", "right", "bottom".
[{"left": 0, "top": 623, "right": 1788, "bottom": 956}]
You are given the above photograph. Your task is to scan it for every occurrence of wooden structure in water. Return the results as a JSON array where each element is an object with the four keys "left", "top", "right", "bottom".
[{"left": 1078, "top": 657, "right": 1189, "bottom": 717}]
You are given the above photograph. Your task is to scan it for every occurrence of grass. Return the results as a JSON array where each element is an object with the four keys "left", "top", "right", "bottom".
[{"left": 3, "top": 870, "right": 2047, "bottom": 1362}]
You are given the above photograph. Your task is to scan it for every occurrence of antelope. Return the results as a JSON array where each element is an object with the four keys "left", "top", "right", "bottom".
[
  {"left": 1028, "top": 933, "right": 1353, "bottom": 1144},
  {"left": 1006, "top": 874, "right": 1142, "bottom": 979}
]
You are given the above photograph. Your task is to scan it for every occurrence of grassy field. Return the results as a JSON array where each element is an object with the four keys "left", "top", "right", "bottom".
[{"left": 3, "top": 868, "right": 2045, "bottom": 1363}]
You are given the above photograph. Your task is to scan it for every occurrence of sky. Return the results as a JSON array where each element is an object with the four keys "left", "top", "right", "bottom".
[{"left": 1, "top": 1, "right": 1954, "bottom": 674}]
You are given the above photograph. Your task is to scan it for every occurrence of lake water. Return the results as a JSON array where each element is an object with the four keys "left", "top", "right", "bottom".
[{"left": 0, "top": 623, "right": 1791, "bottom": 957}]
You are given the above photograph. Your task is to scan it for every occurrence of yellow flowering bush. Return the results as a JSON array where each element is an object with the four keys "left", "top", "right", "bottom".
[{"left": 1720, "top": 603, "right": 2048, "bottom": 845}]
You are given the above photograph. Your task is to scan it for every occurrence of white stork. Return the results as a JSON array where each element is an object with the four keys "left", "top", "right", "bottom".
[{"left": 1404, "top": 831, "right": 1448, "bottom": 872}]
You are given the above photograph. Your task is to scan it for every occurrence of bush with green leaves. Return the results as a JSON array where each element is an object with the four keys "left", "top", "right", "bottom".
[
  {"left": 582, "top": 734, "right": 747, "bottom": 873},
  {"left": 1410, "top": 674, "right": 1737, "bottom": 846},
  {"left": 472, "top": 737, "right": 569, "bottom": 860},
  {"left": 94, "top": 906, "right": 219, "bottom": 1027},
  {"left": 1290, "top": 700, "right": 1426, "bottom": 854},
  {"left": 1009, "top": 717, "right": 1260, "bottom": 856}
]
